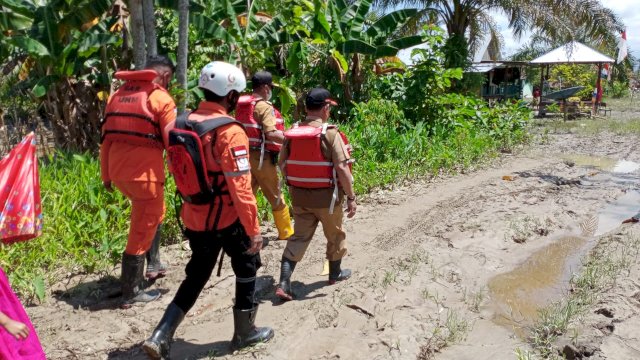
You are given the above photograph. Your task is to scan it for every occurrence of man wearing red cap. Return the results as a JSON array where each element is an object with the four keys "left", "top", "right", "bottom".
[{"left": 275, "top": 88, "right": 357, "bottom": 301}]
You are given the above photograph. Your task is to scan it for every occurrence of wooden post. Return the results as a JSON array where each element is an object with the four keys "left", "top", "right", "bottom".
[
  {"left": 540, "top": 65, "right": 544, "bottom": 94},
  {"left": 593, "top": 63, "right": 602, "bottom": 116}
]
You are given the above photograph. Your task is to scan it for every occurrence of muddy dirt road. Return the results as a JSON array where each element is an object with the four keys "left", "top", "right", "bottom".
[{"left": 29, "top": 124, "right": 640, "bottom": 360}]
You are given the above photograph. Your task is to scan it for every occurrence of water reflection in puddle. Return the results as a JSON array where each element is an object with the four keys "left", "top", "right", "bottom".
[
  {"left": 564, "top": 154, "right": 640, "bottom": 174},
  {"left": 489, "top": 235, "right": 585, "bottom": 337},
  {"left": 489, "top": 155, "right": 640, "bottom": 337}
]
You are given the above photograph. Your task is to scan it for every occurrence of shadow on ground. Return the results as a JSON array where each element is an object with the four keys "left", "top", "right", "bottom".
[
  {"left": 52, "top": 275, "right": 170, "bottom": 311},
  {"left": 107, "top": 338, "right": 234, "bottom": 359}
]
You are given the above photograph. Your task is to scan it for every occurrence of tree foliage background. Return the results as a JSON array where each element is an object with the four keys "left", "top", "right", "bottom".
[{"left": 0, "top": 0, "right": 633, "bottom": 152}]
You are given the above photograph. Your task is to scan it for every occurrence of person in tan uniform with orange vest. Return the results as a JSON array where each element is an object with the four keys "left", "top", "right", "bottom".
[
  {"left": 275, "top": 88, "right": 357, "bottom": 301},
  {"left": 143, "top": 62, "right": 273, "bottom": 360},
  {"left": 100, "top": 55, "right": 176, "bottom": 307},
  {"left": 235, "top": 71, "right": 293, "bottom": 240}
]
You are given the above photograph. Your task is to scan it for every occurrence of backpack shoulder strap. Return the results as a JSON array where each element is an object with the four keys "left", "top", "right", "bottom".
[
  {"left": 175, "top": 112, "right": 191, "bottom": 130},
  {"left": 189, "top": 116, "right": 241, "bottom": 137}
]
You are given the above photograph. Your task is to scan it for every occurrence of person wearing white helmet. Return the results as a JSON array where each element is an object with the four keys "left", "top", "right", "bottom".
[{"left": 143, "top": 61, "right": 274, "bottom": 359}]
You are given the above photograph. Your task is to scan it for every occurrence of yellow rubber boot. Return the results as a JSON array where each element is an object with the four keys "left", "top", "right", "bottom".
[
  {"left": 273, "top": 206, "right": 294, "bottom": 240},
  {"left": 319, "top": 260, "right": 329, "bottom": 276}
]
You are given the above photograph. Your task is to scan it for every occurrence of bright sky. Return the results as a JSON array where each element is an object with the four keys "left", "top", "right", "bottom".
[
  {"left": 497, "top": 1, "right": 638, "bottom": 60},
  {"left": 397, "top": 1, "right": 637, "bottom": 65}
]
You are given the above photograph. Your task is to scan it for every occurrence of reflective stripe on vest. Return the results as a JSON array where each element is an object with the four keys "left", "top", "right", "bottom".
[
  {"left": 101, "top": 70, "right": 164, "bottom": 148},
  {"left": 286, "top": 160, "right": 333, "bottom": 166},
  {"left": 286, "top": 176, "right": 332, "bottom": 183},
  {"left": 235, "top": 94, "right": 284, "bottom": 153}
]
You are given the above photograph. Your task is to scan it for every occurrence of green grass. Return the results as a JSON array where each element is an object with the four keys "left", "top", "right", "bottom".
[
  {"left": 0, "top": 152, "right": 182, "bottom": 303},
  {"left": 536, "top": 117, "right": 640, "bottom": 136},
  {"left": 344, "top": 99, "right": 532, "bottom": 194}
]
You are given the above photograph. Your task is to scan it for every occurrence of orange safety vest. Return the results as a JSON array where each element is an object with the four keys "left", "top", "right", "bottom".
[
  {"left": 235, "top": 94, "right": 285, "bottom": 153},
  {"left": 284, "top": 123, "right": 353, "bottom": 213},
  {"left": 101, "top": 70, "right": 165, "bottom": 149},
  {"left": 284, "top": 123, "right": 353, "bottom": 188}
]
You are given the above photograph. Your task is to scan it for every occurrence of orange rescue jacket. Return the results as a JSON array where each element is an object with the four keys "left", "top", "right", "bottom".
[{"left": 101, "top": 70, "right": 165, "bottom": 149}]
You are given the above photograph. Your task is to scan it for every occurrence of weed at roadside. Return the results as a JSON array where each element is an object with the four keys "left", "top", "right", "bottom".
[
  {"left": 528, "top": 231, "right": 640, "bottom": 357},
  {"left": 462, "top": 286, "right": 485, "bottom": 313},
  {"left": 417, "top": 308, "right": 471, "bottom": 359}
]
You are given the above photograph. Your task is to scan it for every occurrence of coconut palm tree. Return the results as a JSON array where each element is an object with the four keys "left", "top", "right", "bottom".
[{"left": 376, "top": 0, "right": 625, "bottom": 69}]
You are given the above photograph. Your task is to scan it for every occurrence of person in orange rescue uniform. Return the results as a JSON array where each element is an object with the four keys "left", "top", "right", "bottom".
[
  {"left": 100, "top": 55, "right": 176, "bottom": 307},
  {"left": 235, "top": 71, "right": 293, "bottom": 240},
  {"left": 275, "top": 88, "right": 357, "bottom": 301},
  {"left": 143, "top": 62, "right": 273, "bottom": 360}
]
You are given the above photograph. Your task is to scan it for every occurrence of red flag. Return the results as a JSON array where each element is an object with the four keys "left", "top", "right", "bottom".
[{"left": 0, "top": 133, "right": 43, "bottom": 244}]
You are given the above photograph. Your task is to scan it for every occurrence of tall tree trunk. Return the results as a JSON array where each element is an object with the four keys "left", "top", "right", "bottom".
[
  {"left": 176, "top": 0, "right": 189, "bottom": 114},
  {"left": 142, "top": 0, "right": 157, "bottom": 57},
  {"left": 128, "top": 0, "right": 146, "bottom": 69}
]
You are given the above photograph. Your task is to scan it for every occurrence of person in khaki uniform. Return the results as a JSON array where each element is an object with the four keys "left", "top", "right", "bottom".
[
  {"left": 275, "top": 88, "right": 357, "bottom": 301},
  {"left": 236, "top": 71, "right": 293, "bottom": 240}
]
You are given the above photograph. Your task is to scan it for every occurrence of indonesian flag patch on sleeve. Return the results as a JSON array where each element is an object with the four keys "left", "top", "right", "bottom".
[
  {"left": 231, "top": 146, "right": 248, "bottom": 158},
  {"left": 231, "top": 145, "right": 250, "bottom": 171}
]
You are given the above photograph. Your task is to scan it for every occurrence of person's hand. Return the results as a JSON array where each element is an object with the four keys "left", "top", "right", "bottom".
[
  {"left": 346, "top": 198, "right": 357, "bottom": 218},
  {"left": 103, "top": 181, "right": 113, "bottom": 192},
  {"left": 4, "top": 319, "right": 29, "bottom": 340},
  {"left": 246, "top": 234, "right": 263, "bottom": 255},
  {"left": 622, "top": 217, "right": 639, "bottom": 224}
]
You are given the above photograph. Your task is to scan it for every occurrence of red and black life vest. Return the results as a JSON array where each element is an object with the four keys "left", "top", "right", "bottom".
[
  {"left": 167, "top": 113, "right": 240, "bottom": 206},
  {"left": 101, "top": 70, "right": 165, "bottom": 148},
  {"left": 235, "top": 94, "right": 285, "bottom": 153},
  {"left": 283, "top": 123, "right": 353, "bottom": 189}
]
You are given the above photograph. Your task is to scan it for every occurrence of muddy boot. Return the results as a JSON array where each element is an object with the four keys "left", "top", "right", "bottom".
[
  {"left": 143, "top": 303, "right": 185, "bottom": 360},
  {"left": 231, "top": 304, "right": 274, "bottom": 349},
  {"left": 275, "top": 258, "right": 296, "bottom": 301},
  {"left": 121, "top": 253, "right": 160, "bottom": 308},
  {"left": 328, "top": 259, "right": 351, "bottom": 285},
  {"left": 146, "top": 225, "right": 168, "bottom": 280}
]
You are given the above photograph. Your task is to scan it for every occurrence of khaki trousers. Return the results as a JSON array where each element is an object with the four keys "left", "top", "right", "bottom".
[
  {"left": 283, "top": 204, "right": 347, "bottom": 262},
  {"left": 249, "top": 150, "right": 285, "bottom": 211}
]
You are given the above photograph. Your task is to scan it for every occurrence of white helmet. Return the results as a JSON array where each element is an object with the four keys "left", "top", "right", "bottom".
[{"left": 198, "top": 61, "right": 246, "bottom": 96}]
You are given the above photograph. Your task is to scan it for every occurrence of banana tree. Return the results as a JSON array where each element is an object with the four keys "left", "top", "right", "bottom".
[
  {"left": 155, "top": 0, "right": 296, "bottom": 110},
  {"left": 302, "top": 0, "right": 424, "bottom": 103},
  {"left": 0, "top": 0, "right": 121, "bottom": 151}
]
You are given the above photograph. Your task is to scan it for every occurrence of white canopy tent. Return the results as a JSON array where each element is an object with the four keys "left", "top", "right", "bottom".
[
  {"left": 530, "top": 41, "right": 614, "bottom": 64},
  {"left": 530, "top": 41, "right": 615, "bottom": 111}
]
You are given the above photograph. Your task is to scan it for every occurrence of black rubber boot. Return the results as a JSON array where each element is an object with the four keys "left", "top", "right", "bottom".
[
  {"left": 143, "top": 303, "right": 185, "bottom": 360},
  {"left": 328, "top": 259, "right": 352, "bottom": 285},
  {"left": 274, "top": 258, "right": 296, "bottom": 301},
  {"left": 121, "top": 253, "right": 160, "bottom": 308},
  {"left": 146, "top": 224, "right": 168, "bottom": 280},
  {"left": 231, "top": 304, "right": 274, "bottom": 349}
]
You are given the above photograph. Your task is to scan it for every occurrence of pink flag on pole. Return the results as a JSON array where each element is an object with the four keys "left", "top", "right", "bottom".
[{"left": 0, "top": 133, "right": 43, "bottom": 244}]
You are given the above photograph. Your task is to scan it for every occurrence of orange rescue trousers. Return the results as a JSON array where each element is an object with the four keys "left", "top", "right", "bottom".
[{"left": 113, "top": 181, "right": 165, "bottom": 255}]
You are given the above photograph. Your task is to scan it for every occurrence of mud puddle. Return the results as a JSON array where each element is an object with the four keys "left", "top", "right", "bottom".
[
  {"left": 564, "top": 155, "right": 640, "bottom": 174},
  {"left": 489, "top": 156, "right": 640, "bottom": 337}
]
